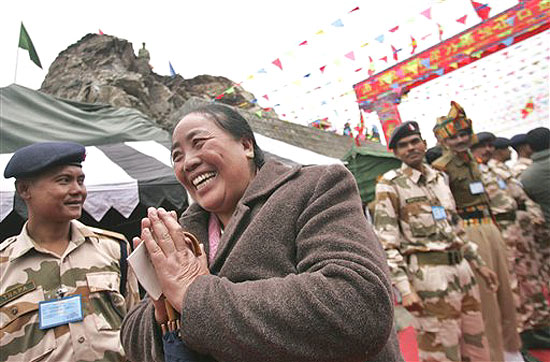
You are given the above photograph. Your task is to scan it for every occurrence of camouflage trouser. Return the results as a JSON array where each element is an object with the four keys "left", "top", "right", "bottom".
[
  {"left": 464, "top": 222, "right": 521, "bottom": 362},
  {"left": 515, "top": 213, "right": 550, "bottom": 331},
  {"left": 532, "top": 220, "right": 550, "bottom": 290},
  {"left": 408, "top": 257, "right": 490, "bottom": 362}
]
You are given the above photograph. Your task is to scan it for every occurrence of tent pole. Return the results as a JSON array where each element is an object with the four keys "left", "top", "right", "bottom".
[{"left": 14, "top": 47, "right": 19, "bottom": 84}]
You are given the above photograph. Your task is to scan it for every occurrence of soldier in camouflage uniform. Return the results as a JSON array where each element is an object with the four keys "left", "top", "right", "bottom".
[
  {"left": 478, "top": 136, "right": 550, "bottom": 336},
  {"left": 0, "top": 142, "right": 140, "bottom": 362},
  {"left": 374, "top": 121, "right": 494, "bottom": 362},
  {"left": 509, "top": 134, "right": 533, "bottom": 179},
  {"left": 431, "top": 102, "right": 522, "bottom": 362}
]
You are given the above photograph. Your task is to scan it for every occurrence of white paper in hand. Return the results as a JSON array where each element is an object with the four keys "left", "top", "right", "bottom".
[{"left": 127, "top": 241, "right": 163, "bottom": 300}]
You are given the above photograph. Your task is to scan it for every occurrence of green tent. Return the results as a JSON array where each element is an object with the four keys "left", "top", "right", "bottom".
[{"left": 343, "top": 145, "right": 401, "bottom": 204}]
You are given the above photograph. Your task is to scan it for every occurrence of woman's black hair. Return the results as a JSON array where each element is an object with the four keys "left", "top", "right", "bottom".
[{"left": 178, "top": 103, "right": 265, "bottom": 168}]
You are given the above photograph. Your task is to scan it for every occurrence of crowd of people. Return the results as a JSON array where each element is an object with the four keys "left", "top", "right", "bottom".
[
  {"left": 0, "top": 100, "right": 548, "bottom": 362},
  {"left": 372, "top": 101, "right": 550, "bottom": 362}
]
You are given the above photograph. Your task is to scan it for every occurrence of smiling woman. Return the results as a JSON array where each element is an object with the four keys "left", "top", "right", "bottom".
[{"left": 121, "top": 103, "right": 404, "bottom": 362}]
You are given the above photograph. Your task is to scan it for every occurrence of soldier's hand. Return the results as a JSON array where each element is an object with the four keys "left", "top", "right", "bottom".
[
  {"left": 478, "top": 266, "right": 499, "bottom": 292},
  {"left": 402, "top": 292, "right": 424, "bottom": 312},
  {"left": 142, "top": 207, "right": 209, "bottom": 313}
]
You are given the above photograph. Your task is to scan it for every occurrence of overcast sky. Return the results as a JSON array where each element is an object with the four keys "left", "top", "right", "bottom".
[{"left": 2, "top": 0, "right": 545, "bottom": 146}]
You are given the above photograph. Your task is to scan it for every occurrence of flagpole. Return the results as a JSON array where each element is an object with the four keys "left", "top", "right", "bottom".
[{"left": 14, "top": 47, "right": 19, "bottom": 84}]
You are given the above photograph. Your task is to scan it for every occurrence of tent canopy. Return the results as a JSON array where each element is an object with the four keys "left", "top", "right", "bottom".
[
  {"left": 343, "top": 145, "right": 401, "bottom": 204},
  {"left": 0, "top": 84, "right": 172, "bottom": 152}
]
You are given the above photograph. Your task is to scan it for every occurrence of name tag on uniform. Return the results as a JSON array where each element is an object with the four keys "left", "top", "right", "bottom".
[
  {"left": 469, "top": 181, "right": 485, "bottom": 195},
  {"left": 497, "top": 178, "right": 507, "bottom": 189},
  {"left": 39, "top": 294, "right": 83, "bottom": 330},
  {"left": 431, "top": 206, "right": 447, "bottom": 220}
]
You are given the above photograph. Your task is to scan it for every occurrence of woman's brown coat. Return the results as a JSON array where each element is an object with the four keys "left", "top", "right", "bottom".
[{"left": 121, "top": 160, "right": 403, "bottom": 362}]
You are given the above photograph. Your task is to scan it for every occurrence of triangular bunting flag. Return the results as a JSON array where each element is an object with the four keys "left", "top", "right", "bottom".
[
  {"left": 421, "top": 8, "right": 432, "bottom": 19},
  {"left": 258, "top": 68, "right": 267, "bottom": 73},
  {"left": 169, "top": 62, "right": 176, "bottom": 78},
  {"left": 98, "top": 29, "right": 104, "bottom": 35},
  {"left": 410, "top": 36, "right": 418, "bottom": 54},
  {"left": 332, "top": 19, "right": 344, "bottom": 27},
  {"left": 349, "top": 6, "right": 360, "bottom": 13},
  {"left": 315, "top": 30, "right": 325, "bottom": 35},
  {"left": 303, "top": 73, "right": 311, "bottom": 78},
  {"left": 471, "top": 1, "right": 491, "bottom": 20},
  {"left": 389, "top": 26, "right": 399, "bottom": 32},
  {"left": 361, "top": 42, "right": 369, "bottom": 47},
  {"left": 456, "top": 15, "right": 467, "bottom": 24},
  {"left": 320, "top": 65, "right": 326, "bottom": 73},
  {"left": 391, "top": 45, "right": 400, "bottom": 61},
  {"left": 272, "top": 58, "right": 283, "bottom": 70},
  {"left": 380, "top": 56, "right": 388, "bottom": 63},
  {"left": 437, "top": 23, "right": 444, "bottom": 41},
  {"left": 299, "top": 40, "right": 308, "bottom": 46},
  {"left": 262, "top": 94, "right": 269, "bottom": 100},
  {"left": 255, "top": 110, "right": 263, "bottom": 118},
  {"left": 375, "top": 34, "right": 385, "bottom": 43},
  {"left": 345, "top": 51, "right": 355, "bottom": 61}
]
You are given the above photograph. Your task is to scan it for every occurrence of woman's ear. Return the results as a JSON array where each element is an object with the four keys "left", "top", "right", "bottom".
[{"left": 242, "top": 138, "right": 254, "bottom": 159}]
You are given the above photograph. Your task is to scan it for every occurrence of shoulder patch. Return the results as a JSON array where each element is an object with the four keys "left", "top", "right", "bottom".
[
  {"left": 0, "top": 236, "right": 18, "bottom": 252},
  {"left": 382, "top": 169, "right": 400, "bottom": 181},
  {"left": 431, "top": 153, "right": 451, "bottom": 171},
  {"left": 87, "top": 227, "right": 128, "bottom": 242}
]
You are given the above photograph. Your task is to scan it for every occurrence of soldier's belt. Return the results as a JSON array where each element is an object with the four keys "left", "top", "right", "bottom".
[
  {"left": 462, "top": 217, "right": 493, "bottom": 226},
  {"left": 409, "top": 249, "right": 463, "bottom": 266},
  {"left": 458, "top": 204, "right": 491, "bottom": 220},
  {"left": 494, "top": 211, "right": 516, "bottom": 222}
]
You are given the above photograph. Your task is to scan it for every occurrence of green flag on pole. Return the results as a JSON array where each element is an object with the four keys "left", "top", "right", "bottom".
[{"left": 18, "top": 22, "right": 42, "bottom": 69}]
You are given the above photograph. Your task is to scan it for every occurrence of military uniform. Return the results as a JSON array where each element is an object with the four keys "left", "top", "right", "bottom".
[
  {"left": 374, "top": 162, "right": 490, "bottom": 361},
  {"left": 510, "top": 157, "right": 533, "bottom": 179},
  {"left": 432, "top": 149, "right": 521, "bottom": 361},
  {"left": 487, "top": 158, "right": 550, "bottom": 332},
  {"left": 0, "top": 220, "right": 140, "bottom": 362}
]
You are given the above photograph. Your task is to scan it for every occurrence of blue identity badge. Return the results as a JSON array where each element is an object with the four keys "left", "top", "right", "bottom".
[
  {"left": 497, "top": 178, "right": 507, "bottom": 189},
  {"left": 39, "top": 294, "right": 83, "bottom": 330},
  {"left": 431, "top": 206, "right": 447, "bottom": 221},
  {"left": 469, "top": 181, "right": 485, "bottom": 195}
]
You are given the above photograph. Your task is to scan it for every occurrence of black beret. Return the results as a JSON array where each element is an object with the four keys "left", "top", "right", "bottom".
[
  {"left": 526, "top": 127, "right": 550, "bottom": 152},
  {"left": 493, "top": 137, "right": 511, "bottom": 149},
  {"left": 510, "top": 134, "right": 528, "bottom": 150},
  {"left": 388, "top": 121, "right": 421, "bottom": 149},
  {"left": 471, "top": 132, "right": 495, "bottom": 148},
  {"left": 4, "top": 142, "right": 86, "bottom": 179},
  {"left": 425, "top": 145, "right": 443, "bottom": 165}
]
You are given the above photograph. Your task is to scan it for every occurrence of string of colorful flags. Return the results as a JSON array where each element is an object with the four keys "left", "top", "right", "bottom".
[{"left": 200, "top": 0, "right": 500, "bottom": 130}]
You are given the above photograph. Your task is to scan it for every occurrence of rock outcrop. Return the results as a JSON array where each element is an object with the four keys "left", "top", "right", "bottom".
[{"left": 40, "top": 33, "right": 276, "bottom": 129}]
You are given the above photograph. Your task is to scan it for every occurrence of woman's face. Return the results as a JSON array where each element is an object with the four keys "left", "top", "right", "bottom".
[{"left": 171, "top": 112, "right": 255, "bottom": 222}]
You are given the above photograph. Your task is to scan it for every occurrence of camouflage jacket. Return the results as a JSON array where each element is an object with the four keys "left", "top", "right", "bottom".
[
  {"left": 478, "top": 161, "right": 518, "bottom": 214},
  {"left": 510, "top": 157, "right": 532, "bottom": 179},
  {"left": 0, "top": 220, "right": 140, "bottom": 362},
  {"left": 374, "top": 163, "right": 485, "bottom": 297},
  {"left": 488, "top": 159, "right": 545, "bottom": 221}
]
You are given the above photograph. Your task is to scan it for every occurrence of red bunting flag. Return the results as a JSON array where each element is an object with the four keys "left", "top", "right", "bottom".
[
  {"left": 521, "top": 98, "right": 534, "bottom": 118},
  {"left": 389, "top": 26, "right": 399, "bottom": 33},
  {"left": 263, "top": 94, "right": 269, "bottom": 101},
  {"left": 380, "top": 56, "right": 388, "bottom": 63},
  {"left": 391, "top": 45, "right": 400, "bottom": 61},
  {"left": 456, "top": 15, "right": 467, "bottom": 24},
  {"left": 320, "top": 65, "right": 326, "bottom": 73},
  {"left": 410, "top": 36, "right": 417, "bottom": 54},
  {"left": 354, "top": 68, "right": 362, "bottom": 72},
  {"left": 272, "top": 58, "right": 283, "bottom": 70},
  {"left": 98, "top": 29, "right": 104, "bottom": 35},
  {"left": 471, "top": 1, "right": 491, "bottom": 20},
  {"left": 349, "top": 6, "right": 360, "bottom": 13},
  {"left": 421, "top": 8, "right": 432, "bottom": 19},
  {"left": 437, "top": 23, "right": 444, "bottom": 41},
  {"left": 345, "top": 51, "right": 355, "bottom": 61},
  {"left": 299, "top": 40, "right": 308, "bottom": 46}
]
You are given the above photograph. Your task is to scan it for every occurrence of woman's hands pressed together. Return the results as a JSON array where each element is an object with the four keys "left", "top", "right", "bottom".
[{"left": 133, "top": 207, "right": 209, "bottom": 317}]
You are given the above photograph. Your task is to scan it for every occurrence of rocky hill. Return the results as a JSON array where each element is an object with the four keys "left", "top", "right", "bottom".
[
  {"left": 40, "top": 33, "right": 386, "bottom": 159},
  {"left": 40, "top": 33, "right": 276, "bottom": 130}
]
